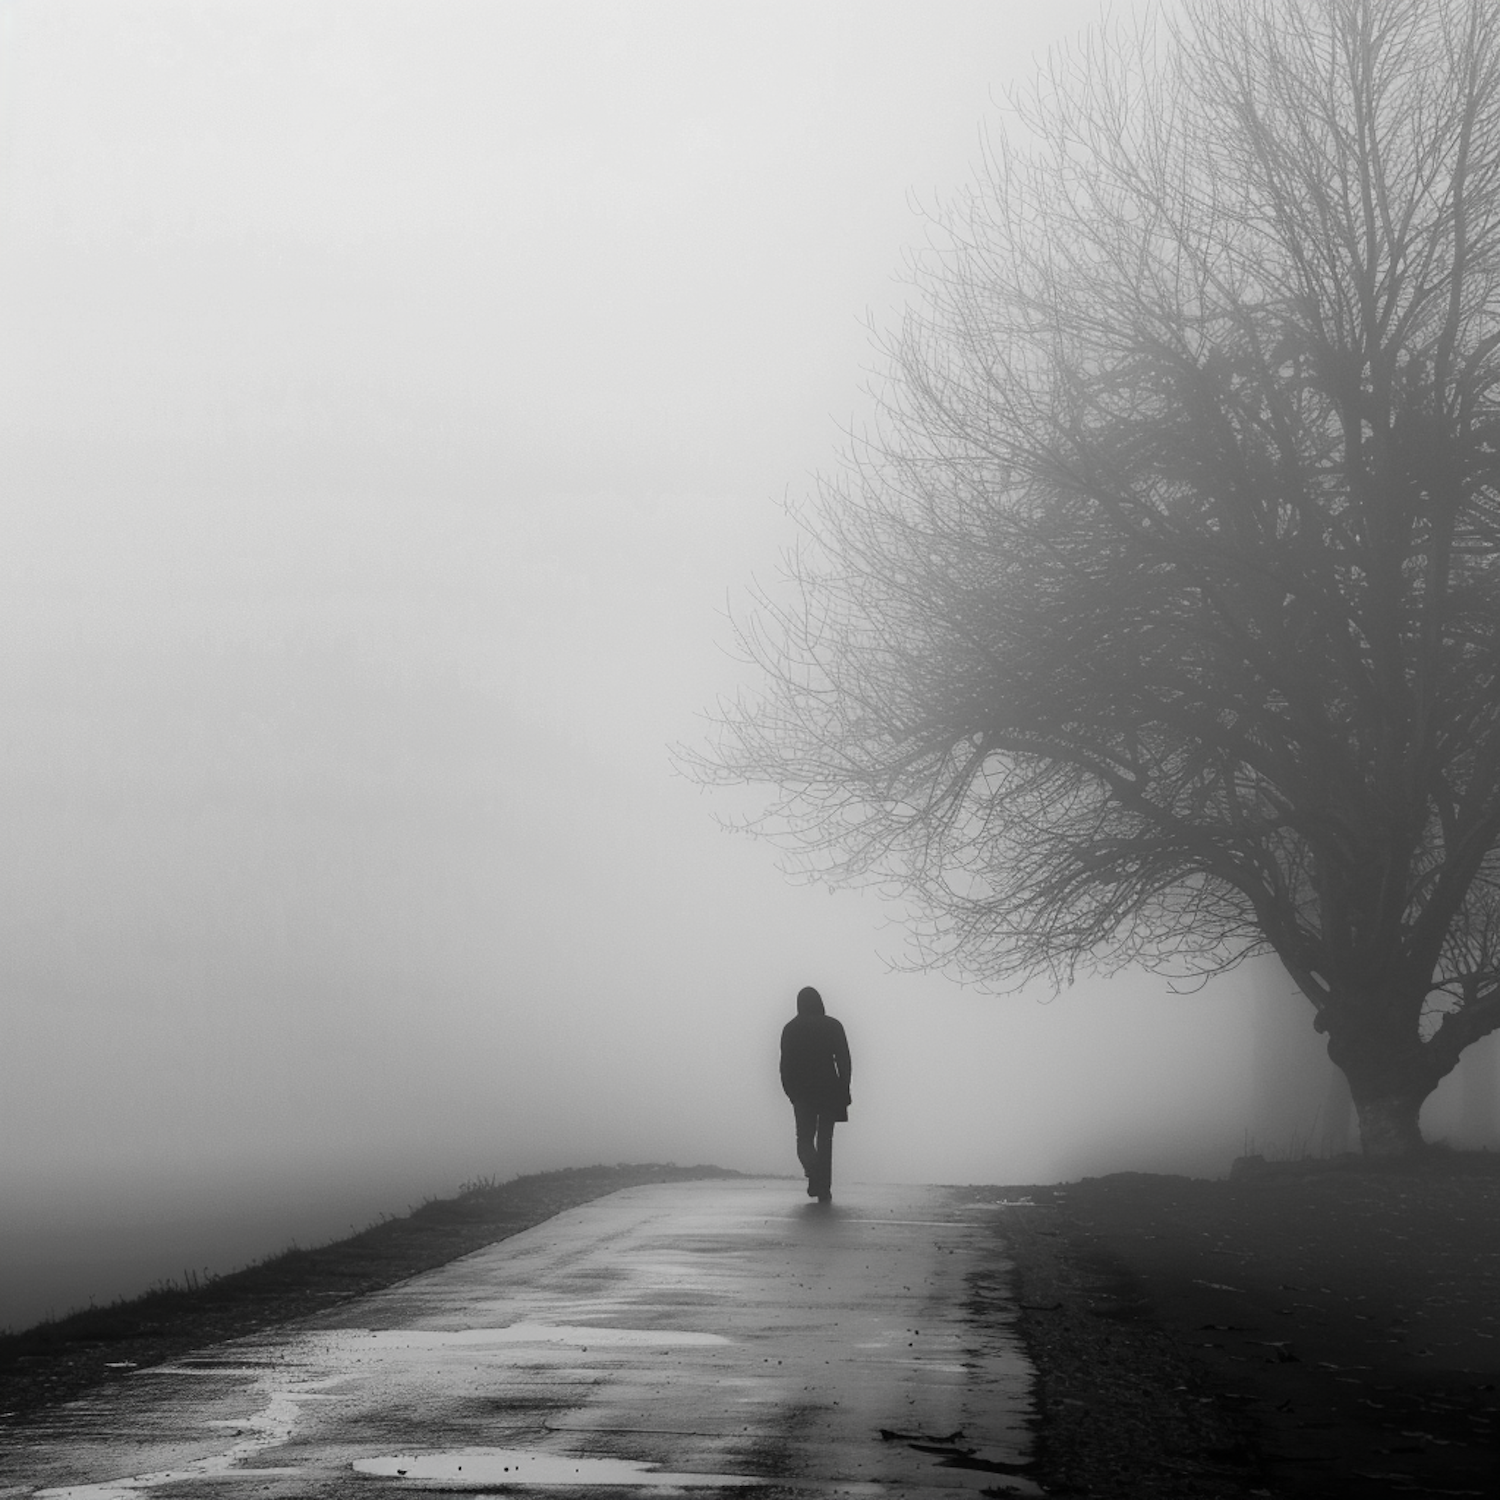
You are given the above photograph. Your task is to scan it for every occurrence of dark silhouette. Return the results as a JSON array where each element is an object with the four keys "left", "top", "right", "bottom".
[{"left": 779, "top": 986, "right": 851, "bottom": 1203}]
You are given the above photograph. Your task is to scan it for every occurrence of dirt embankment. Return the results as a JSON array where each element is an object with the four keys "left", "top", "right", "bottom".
[{"left": 999, "top": 1161, "right": 1500, "bottom": 1499}]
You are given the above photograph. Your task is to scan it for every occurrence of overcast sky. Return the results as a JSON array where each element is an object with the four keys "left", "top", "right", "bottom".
[{"left": 0, "top": 0, "right": 1387, "bottom": 1330}]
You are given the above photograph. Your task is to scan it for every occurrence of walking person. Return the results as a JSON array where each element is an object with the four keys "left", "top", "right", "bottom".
[{"left": 779, "top": 986, "right": 851, "bottom": 1203}]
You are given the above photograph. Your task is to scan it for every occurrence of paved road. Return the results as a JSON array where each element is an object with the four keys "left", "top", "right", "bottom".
[{"left": 6, "top": 1179, "right": 1040, "bottom": 1497}]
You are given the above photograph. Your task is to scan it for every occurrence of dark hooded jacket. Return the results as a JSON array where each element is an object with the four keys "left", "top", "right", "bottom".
[{"left": 779, "top": 989, "right": 851, "bottom": 1118}]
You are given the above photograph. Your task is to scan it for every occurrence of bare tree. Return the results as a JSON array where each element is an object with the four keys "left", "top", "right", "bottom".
[{"left": 695, "top": 0, "right": 1500, "bottom": 1156}]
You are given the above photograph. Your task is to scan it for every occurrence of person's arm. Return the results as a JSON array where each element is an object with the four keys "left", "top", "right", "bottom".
[
  {"left": 832, "top": 1020, "right": 851, "bottom": 1104},
  {"left": 779, "top": 1022, "right": 796, "bottom": 1100}
]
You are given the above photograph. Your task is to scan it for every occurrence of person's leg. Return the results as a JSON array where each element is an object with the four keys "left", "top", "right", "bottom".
[
  {"left": 792, "top": 1100, "right": 819, "bottom": 1188},
  {"left": 813, "top": 1113, "right": 835, "bottom": 1200}
]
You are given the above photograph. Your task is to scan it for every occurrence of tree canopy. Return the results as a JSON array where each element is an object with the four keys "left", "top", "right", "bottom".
[{"left": 697, "top": 0, "right": 1500, "bottom": 1155}]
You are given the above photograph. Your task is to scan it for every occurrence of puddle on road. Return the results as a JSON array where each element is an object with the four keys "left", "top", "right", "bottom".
[
  {"left": 353, "top": 1447, "right": 762, "bottom": 1488},
  {"left": 357, "top": 1323, "right": 729, "bottom": 1349},
  {"left": 32, "top": 1383, "right": 333, "bottom": 1500}
]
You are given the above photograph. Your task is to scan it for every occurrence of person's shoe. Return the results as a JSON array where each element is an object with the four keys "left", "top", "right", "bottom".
[
  {"left": 806, "top": 1182, "right": 818, "bottom": 1197},
  {"left": 817, "top": 1192, "right": 832, "bottom": 1203}
]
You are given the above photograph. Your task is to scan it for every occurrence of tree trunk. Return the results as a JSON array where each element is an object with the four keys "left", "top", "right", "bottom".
[
  {"left": 1459, "top": 1032, "right": 1500, "bottom": 1147},
  {"left": 1319, "top": 1063, "right": 1354, "bottom": 1156},
  {"left": 1323, "top": 1012, "right": 1438, "bottom": 1159},
  {"left": 1351, "top": 1092, "right": 1427, "bottom": 1158}
]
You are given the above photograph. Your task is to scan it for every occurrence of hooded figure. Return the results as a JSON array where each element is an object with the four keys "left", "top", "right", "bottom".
[{"left": 779, "top": 986, "right": 851, "bottom": 1203}]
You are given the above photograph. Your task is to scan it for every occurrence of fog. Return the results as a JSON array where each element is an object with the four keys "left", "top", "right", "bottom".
[{"left": 2, "top": 0, "right": 1491, "bottom": 1335}]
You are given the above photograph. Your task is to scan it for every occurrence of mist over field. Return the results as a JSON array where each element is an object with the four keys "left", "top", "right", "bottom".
[{"left": 3, "top": 0, "right": 1498, "bottom": 1337}]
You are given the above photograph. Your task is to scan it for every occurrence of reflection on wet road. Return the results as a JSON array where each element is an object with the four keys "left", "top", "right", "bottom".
[{"left": 6, "top": 1179, "right": 1039, "bottom": 1497}]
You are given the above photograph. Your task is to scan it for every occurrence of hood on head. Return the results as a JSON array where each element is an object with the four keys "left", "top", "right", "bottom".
[{"left": 796, "top": 986, "right": 824, "bottom": 1017}]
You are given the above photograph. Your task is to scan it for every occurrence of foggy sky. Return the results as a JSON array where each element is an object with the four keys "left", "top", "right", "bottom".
[{"left": 0, "top": 0, "right": 1424, "bottom": 1331}]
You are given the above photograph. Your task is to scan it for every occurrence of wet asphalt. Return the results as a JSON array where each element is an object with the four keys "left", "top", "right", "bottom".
[{"left": 5, "top": 1178, "right": 1040, "bottom": 1498}]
